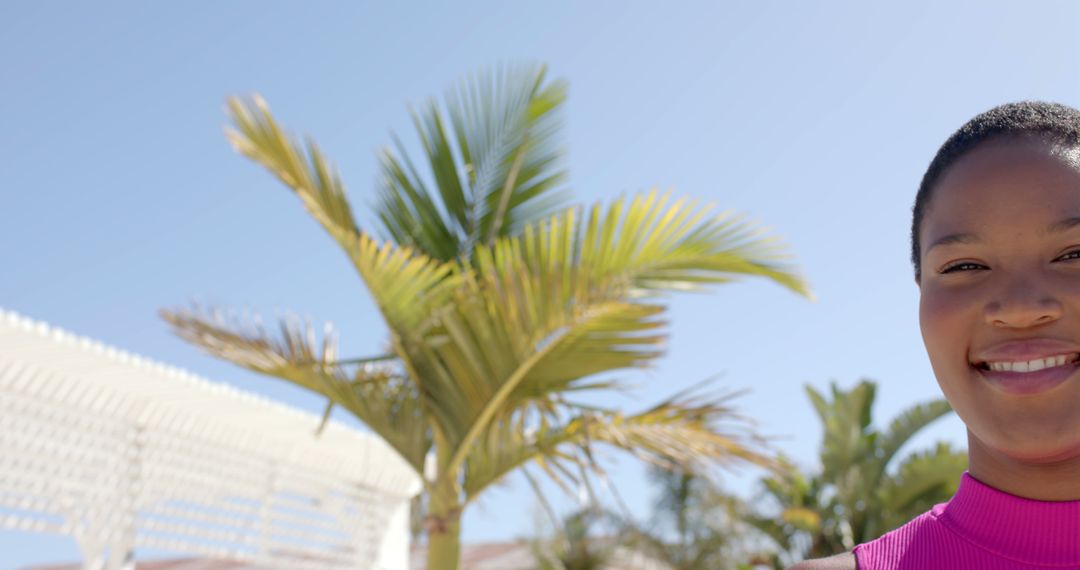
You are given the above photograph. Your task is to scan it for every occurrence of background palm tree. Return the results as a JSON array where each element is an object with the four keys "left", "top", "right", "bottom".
[
  {"left": 161, "top": 64, "right": 810, "bottom": 570},
  {"left": 532, "top": 508, "right": 621, "bottom": 570},
  {"left": 748, "top": 380, "right": 966, "bottom": 563},
  {"left": 623, "top": 466, "right": 772, "bottom": 570}
]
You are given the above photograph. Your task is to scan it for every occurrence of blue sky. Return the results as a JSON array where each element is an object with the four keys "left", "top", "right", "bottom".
[{"left": 3, "top": 1, "right": 1080, "bottom": 567}]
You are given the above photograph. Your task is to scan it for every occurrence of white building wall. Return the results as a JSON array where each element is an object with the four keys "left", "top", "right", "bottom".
[
  {"left": 375, "top": 499, "right": 414, "bottom": 570},
  {"left": 0, "top": 308, "right": 421, "bottom": 570}
]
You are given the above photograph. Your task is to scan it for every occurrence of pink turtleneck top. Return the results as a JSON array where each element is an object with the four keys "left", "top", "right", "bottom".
[{"left": 853, "top": 471, "right": 1080, "bottom": 569}]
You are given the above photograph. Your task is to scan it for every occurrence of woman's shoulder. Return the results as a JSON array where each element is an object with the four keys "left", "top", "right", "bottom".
[{"left": 786, "top": 551, "right": 857, "bottom": 570}]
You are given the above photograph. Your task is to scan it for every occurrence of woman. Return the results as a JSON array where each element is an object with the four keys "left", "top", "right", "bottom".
[{"left": 796, "top": 101, "right": 1080, "bottom": 569}]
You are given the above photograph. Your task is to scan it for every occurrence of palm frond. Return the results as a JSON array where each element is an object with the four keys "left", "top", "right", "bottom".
[
  {"left": 878, "top": 441, "right": 966, "bottom": 527},
  {"left": 461, "top": 411, "right": 580, "bottom": 500},
  {"left": 345, "top": 232, "right": 461, "bottom": 335},
  {"left": 450, "top": 65, "right": 570, "bottom": 245},
  {"left": 813, "top": 381, "right": 875, "bottom": 482},
  {"left": 330, "top": 367, "right": 432, "bottom": 475},
  {"left": 225, "top": 96, "right": 360, "bottom": 251},
  {"left": 159, "top": 305, "right": 430, "bottom": 474},
  {"left": 804, "top": 385, "right": 830, "bottom": 426},
  {"left": 487, "top": 190, "right": 811, "bottom": 302},
  {"left": 376, "top": 129, "right": 465, "bottom": 261},
  {"left": 160, "top": 305, "right": 348, "bottom": 392},
  {"left": 375, "top": 63, "right": 571, "bottom": 260},
  {"left": 575, "top": 385, "right": 777, "bottom": 473},
  {"left": 224, "top": 97, "right": 463, "bottom": 336},
  {"left": 876, "top": 399, "right": 953, "bottom": 472},
  {"left": 460, "top": 386, "right": 772, "bottom": 501}
]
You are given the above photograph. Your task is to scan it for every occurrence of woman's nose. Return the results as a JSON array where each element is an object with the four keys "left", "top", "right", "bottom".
[{"left": 984, "top": 276, "right": 1064, "bottom": 328}]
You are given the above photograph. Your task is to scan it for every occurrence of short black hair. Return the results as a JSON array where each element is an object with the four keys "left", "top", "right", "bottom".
[{"left": 911, "top": 101, "right": 1080, "bottom": 279}]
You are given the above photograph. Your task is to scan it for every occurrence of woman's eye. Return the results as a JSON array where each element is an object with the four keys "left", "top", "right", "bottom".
[
  {"left": 940, "top": 261, "right": 986, "bottom": 273},
  {"left": 1057, "top": 250, "right": 1080, "bottom": 262}
]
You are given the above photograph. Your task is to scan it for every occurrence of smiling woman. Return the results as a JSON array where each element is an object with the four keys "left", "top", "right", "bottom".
[
  {"left": 794, "top": 102, "right": 1080, "bottom": 570},
  {"left": 918, "top": 132, "right": 1080, "bottom": 474}
]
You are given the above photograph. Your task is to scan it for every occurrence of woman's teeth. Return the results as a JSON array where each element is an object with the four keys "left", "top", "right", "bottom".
[{"left": 986, "top": 354, "right": 1077, "bottom": 373}]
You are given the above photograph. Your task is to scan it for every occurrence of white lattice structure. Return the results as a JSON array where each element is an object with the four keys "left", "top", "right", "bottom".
[{"left": 0, "top": 309, "right": 422, "bottom": 570}]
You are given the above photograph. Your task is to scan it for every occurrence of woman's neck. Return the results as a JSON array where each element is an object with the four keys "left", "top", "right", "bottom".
[{"left": 967, "top": 430, "right": 1080, "bottom": 501}]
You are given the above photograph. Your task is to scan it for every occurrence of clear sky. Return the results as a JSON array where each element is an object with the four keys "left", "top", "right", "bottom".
[{"left": 4, "top": 1, "right": 1080, "bottom": 568}]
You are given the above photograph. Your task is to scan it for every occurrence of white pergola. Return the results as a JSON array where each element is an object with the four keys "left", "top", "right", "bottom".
[{"left": 0, "top": 308, "right": 421, "bottom": 570}]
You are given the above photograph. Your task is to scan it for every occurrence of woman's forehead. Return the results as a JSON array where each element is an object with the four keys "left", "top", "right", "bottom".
[{"left": 922, "top": 141, "right": 1080, "bottom": 244}]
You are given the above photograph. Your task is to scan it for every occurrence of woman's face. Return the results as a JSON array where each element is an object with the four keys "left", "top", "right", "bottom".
[{"left": 919, "top": 139, "right": 1080, "bottom": 464}]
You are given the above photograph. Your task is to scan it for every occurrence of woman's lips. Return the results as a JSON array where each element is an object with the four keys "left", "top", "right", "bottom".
[
  {"left": 974, "top": 360, "right": 1080, "bottom": 396},
  {"left": 973, "top": 338, "right": 1080, "bottom": 363},
  {"left": 970, "top": 339, "right": 1080, "bottom": 395}
]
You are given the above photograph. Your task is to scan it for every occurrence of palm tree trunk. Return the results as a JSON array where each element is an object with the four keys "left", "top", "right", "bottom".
[{"left": 424, "top": 480, "right": 463, "bottom": 570}]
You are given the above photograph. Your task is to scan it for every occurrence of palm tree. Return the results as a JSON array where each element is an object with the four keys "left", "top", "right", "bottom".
[
  {"left": 624, "top": 466, "right": 769, "bottom": 570},
  {"left": 532, "top": 508, "right": 621, "bottom": 570},
  {"left": 748, "top": 380, "right": 966, "bottom": 563},
  {"left": 161, "top": 64, "right": 810, "bottom": 570}
]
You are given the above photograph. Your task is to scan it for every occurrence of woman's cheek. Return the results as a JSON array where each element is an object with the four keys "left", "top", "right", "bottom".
[
  {"left": 920, "top": 285, "right": 957, "bottom": 338},
  {"left": 920, "top": 285, "right": 974, "bottom": 368}
]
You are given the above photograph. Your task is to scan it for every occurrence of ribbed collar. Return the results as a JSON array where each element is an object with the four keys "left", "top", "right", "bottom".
[{"left": 938, "top": 471, "right": 1080, "bottom": 565}]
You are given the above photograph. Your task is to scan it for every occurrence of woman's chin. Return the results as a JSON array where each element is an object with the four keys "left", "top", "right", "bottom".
[{"left": 974, "top": 431, "right": 1080, "bottom": 465}]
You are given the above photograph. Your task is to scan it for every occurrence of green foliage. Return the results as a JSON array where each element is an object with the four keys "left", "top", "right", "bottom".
[
  {"left": 533, "top": 509, "right": 621, "bottom": 570},
  {"left": 376, "top": 66, "right": 571, "bottom": 261},
  {"left": 624, "top": 466, "right": 774, "bottom": 570},
  {"left": 748, "top": 380, "right": 965, "bottom": 563},
  {"left": 163, "top": 64, "right": 810, "bottom": 570}
]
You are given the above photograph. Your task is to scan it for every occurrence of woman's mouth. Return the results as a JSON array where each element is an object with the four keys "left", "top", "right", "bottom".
[{"left": 972, "top": 353, "right": 1080, "bottom": 395}]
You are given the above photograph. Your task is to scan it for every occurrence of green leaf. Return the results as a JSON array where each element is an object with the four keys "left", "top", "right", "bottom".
[
  {"left": 877, "top": 399, "right": 954, "bottom": 472},
  {"left": 878, "top": 442, "right": 966, "bottom": 531},
  {"left": 158, "top": 307, "right": 431, "bottom": 474},
  {"left": 374, "top": 63, "right": 572, "bottom": 261},
  {"left": 224, "top": 96, "right": 360, "bottom": 254}
]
